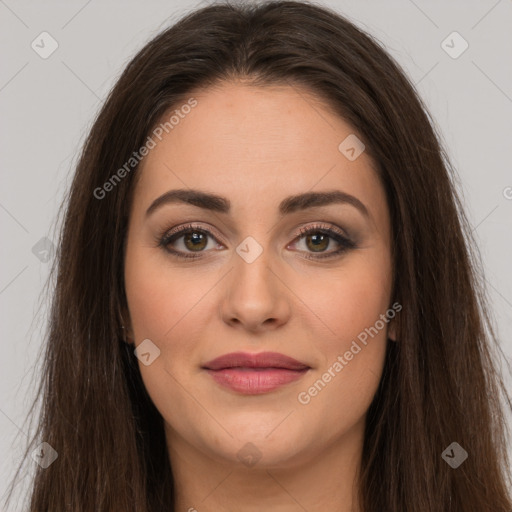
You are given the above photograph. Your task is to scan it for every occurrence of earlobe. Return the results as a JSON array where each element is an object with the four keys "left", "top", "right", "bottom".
[
  {"left": 387, "top": 319, "right": 397, "bottom": 342},
  {"left": 119, "top": 303, "right": 134, "bottom": 344},
  {"left": 121, "top": 324, "right": 134, "bottom": 345}
]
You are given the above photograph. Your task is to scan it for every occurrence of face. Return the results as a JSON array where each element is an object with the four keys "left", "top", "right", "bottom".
[{"left": 124, "top": 82, "right": 395, "bottom": 469}]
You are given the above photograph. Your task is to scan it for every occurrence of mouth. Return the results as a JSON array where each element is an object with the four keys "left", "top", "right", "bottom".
[{"left": 202, "top": 351, "right": 311, "bottom": 395}]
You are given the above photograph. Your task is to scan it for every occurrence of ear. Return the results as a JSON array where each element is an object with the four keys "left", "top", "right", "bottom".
[
  {"left": 122, "top": 325, "right": 135, "bottom": 345},
  {"left": 387, "top": 317, "right": 397, "bottom": 342},
  {"left": 119, "top": 302, "right": 134, "bottom": 345}
]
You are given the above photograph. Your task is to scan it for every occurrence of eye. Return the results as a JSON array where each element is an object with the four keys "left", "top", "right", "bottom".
[
  {"left": 290, "top": 223, "right": 356, "bottom": 260},
  {"left": 157, "top": 223, "right": 223, "bottom": 259},
  {"left": 157, "top": 222, "right": 357, "bottom": 260}
]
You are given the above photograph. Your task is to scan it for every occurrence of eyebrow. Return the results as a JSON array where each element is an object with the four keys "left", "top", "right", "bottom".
[{"left": 145, "top": 188, "right": 370, "bottom": 218}]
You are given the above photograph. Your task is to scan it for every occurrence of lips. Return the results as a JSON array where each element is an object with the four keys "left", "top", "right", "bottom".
[
  {"left": 202, "top": 351, "right": 311, "bottom": 395},
  {"left": 202, "top": 351, "right": 310, "bottom": 371}
]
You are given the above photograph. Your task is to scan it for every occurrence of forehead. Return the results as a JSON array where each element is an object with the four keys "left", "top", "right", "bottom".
[{"left": 133, "top": 82, "right": 386, "bottom": 223}]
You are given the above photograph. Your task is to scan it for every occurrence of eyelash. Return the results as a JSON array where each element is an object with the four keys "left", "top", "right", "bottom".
[{"left": 156, "top": 222, "right": 356, "bottom": 261}]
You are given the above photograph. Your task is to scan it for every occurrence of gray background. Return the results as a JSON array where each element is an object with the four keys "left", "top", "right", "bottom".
[{"left": 1, "top": 0, "right": 511, "bottom": 508}]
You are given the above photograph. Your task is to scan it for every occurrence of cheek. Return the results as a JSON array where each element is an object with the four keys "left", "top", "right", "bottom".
[
  {"left": 293, "top": 253, "right": 392, "bottom": 345},
  {"left": 293, "top": 253, "right": 391, "bottom": 418},
  {"left": 124, "top": 245, "right": 223, "bottom": 397},
  {"left": 124, "top": 246, "right": 208, "bottom": 341},
  {"left": 126, "top": 273, "right": 184, "bottom": 340},
  {"left": 124, "top": 247, "right": 214, "bottom": 430},
  {"left": 299, "top": 333, "right": 386, "bottom": 440}
]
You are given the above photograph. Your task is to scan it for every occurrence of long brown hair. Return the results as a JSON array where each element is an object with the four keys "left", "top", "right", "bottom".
[{"left": 5, "top": 1, "right": 512, "bottom": 510}]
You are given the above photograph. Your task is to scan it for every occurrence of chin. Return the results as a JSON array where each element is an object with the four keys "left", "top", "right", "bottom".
[{"left": 215, "top": 425, "right": 312, "bottom": 469}]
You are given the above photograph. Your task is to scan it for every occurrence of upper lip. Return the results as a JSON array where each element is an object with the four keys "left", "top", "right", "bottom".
[{"left": 202, "top": 351, "right": 310, "bottom": 371}]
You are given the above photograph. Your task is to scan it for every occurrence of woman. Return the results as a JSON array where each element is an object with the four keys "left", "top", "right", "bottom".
[{"left": 5, "top": 1, "right": 512, "bottom": 510}]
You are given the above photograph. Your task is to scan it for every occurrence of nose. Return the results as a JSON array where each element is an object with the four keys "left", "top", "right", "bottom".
[{"left": 220, "top": 248, "right": 292, "bottom": 334}]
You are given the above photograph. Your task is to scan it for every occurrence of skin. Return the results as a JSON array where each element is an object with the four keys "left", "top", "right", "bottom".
[{"left": 124, "top": 81, "right": 396, "bottom": 512}]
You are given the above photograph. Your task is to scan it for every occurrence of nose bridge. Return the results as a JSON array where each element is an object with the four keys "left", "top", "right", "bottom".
[
  {"left": 231, "top": 236, "right": 277, "bottom": 301},
  {"left": 220, "top": 235, "right": 291, "bottom": 330}
]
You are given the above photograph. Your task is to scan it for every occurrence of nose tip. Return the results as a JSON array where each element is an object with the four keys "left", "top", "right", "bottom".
[{"left": 220, "top": 257, "right": 291, "bottom": 333}]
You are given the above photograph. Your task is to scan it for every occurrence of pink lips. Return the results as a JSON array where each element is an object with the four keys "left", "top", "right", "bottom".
[{"left": 202, "top": 351, "right": 310, "bottom": 395}]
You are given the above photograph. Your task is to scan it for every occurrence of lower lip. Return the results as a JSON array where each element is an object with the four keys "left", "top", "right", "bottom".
[{"left": 204, "top": 367, "right": 309, "bottom": 394}]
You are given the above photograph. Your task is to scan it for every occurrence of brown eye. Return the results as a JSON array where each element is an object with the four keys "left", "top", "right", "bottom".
[
  {"left": 182, "top": 231, "right": 208, "bottom": 251},
  {"left": 292, "top": 224, "right": 357, "bottom": 260},
  {"left": 304, "top": 233, "right": 330, "bottom": 252},
  {"left": 158, "top": 224, "right": 223, "bottom": 259}
]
